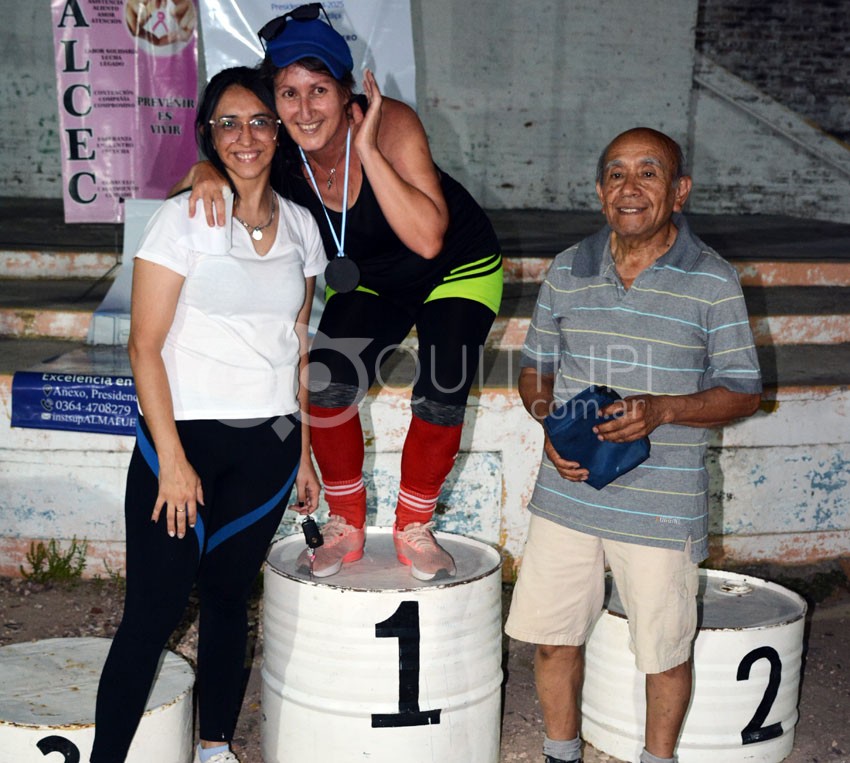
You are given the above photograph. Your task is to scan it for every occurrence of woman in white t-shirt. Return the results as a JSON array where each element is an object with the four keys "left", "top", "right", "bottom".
[{"left": 90, "top": 67, "right": 326, "bottom": 763}]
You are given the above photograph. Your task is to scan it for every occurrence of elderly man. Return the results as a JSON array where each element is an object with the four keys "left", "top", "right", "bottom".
[{"left": 505, "top": 127, "right": 762, "bottom": 763}]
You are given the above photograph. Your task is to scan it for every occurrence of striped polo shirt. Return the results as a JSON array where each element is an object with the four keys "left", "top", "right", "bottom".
[{"left": 521, "top": 213, "right": 762, "bottom": 561}]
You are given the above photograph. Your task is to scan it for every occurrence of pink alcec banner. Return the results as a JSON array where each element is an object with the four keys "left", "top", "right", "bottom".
[{"left": 52, "top": 0, "right": 199, "bottom": 223}]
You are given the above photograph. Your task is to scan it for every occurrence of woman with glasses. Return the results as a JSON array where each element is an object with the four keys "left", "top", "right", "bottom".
[
  {"left": 90, "top": 66, "right": 325, "bottom": 763},
  {"left": 183, "top": 4, "right": 502, "bottom": 582}
]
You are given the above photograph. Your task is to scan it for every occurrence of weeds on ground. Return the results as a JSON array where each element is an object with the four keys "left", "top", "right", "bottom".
[
  {"left": 97, "top": 559, "right": 126, "bottom": 590},
  {"left": 20, "top": 537, "right": 87, "bottom": 584}
]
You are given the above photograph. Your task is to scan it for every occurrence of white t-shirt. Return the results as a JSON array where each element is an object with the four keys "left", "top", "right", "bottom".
[{"left": 134, "top": 192, "right": 326, "bottom": 420}]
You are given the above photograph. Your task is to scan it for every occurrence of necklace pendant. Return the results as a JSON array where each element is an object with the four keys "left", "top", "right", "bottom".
[
  {"left": 251, "top": 228, "right": 263, "bottom": 241},
  {"left": 326, "top": 168, "right": 336, "bottom": 190}
]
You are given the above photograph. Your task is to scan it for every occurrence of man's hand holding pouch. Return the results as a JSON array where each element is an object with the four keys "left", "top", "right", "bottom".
[{"left": 544, "top": 385, "right": 651, "bottom": 489}]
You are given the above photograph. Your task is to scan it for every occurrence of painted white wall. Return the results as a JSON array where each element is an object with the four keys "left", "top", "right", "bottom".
[{"left": 3, "top": 381, "right": 848, "bottom": 578}]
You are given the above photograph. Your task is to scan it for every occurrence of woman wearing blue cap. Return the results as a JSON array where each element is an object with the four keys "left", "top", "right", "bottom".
[{"left": 183, "top": 3, "right": 502, "bottom": 581}]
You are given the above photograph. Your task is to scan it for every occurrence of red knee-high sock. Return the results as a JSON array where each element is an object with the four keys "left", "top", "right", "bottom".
[
  {"left": 395, "top": 415, "right": 463, "bottom": 530},
  {"left": 309, "top": 404, "right": 367, "bottom": 528}
]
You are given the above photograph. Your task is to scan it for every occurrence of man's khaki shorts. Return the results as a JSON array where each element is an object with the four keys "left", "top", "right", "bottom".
[{"left": 505, "top": 514, "right": 699, "bottom": 674}]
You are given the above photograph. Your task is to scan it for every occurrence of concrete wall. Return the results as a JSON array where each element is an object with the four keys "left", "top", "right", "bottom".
[
  {"left": 412, "top": 0, "right": 697, "bottom": 210},
  {"left": 1, "top": 0, "right": 699, "bottom": 206},
  {"left": 688, "top": 57, "right": 850, "bottom": 224},
  {"left": 696, "top": 0, "right": 850, "bottom": 144},
  {"left": 0, "top": 0, "right": 850, "bottom": 221},
  {"left": 3, "top": 379, "right": 848, "bottom": 579},
  {"left": 6, "top": 0, "right": 850, "bottom": 223},
  {"left": 3, "top": 1, "right": 61, "bottom": 197}
]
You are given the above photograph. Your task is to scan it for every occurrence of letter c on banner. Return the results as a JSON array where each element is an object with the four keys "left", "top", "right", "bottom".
[
  {"left": 69, "top": 172, "right": 97, "bottom": 204},
  {"left": 63, "top": 83, "right": 92, "bottom": 117}
]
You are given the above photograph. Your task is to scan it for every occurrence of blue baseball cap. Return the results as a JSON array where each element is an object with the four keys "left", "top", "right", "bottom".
[{"left": 264, "top": 17, "right": 353, "bottom": 79}]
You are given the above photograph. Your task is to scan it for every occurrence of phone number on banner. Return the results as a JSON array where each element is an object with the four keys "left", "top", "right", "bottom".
[{"left": 11, "top": 371, "right": 138, "bottom": 436}]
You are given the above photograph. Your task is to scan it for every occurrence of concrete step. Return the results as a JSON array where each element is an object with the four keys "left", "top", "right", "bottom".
[
  {"left": 0, "top": 198, "right": 122, "bottom": 252},
  {"left": 5, "top": 243, "right": 850, "bottom": 289},
  {"left": 0, "top": 250, "right": 120, "bottom": 280},
  {"left": 495, "top": 282, "right": 850, "bottom": 348},
  {"left": 5, "top": 277, "right": 849, "bottom": 346},
  {"left": 4, "top": 335, "right": 850, "bottom": 393},
  {"left": 0, "top": 278, "right": 110, "bottom": 341},
  {"left": 3, "top": 203, "right": 849, "bottom": 578},
  {"left": 0, "top": 337, "right": 88, "bottom": 376},
  {"left": 399, "top": 343, "right": 850, "bottom": 393},
  {"left": 2, "top": 201, "right": 849, "bottom": 347},
  {"left": 4, "top": 199, "right": 850, "bottom": 285},
  {"left": 1, "top": 277, "right": 848, "bottom": 347},
  {"left": 504, "top": 256, "right": 850, "bottom": 288},
  {"left": 488, "top": 209, "right": 850, "bottom": 261}
]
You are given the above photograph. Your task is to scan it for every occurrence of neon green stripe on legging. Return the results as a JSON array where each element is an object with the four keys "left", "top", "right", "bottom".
[{"left": 425, "top": 257, "right": 503, "bottom": 314}]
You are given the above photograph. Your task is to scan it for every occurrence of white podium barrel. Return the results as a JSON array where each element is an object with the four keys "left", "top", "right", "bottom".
[
  {"left": 262, "top": 527, "right": 502, "bottom": 763},
  {"left": 0, "top": 637, "right": 194, "bottom": 763},
  {"left": 582, "top": 569, "right": 806, "bottom": 763}
]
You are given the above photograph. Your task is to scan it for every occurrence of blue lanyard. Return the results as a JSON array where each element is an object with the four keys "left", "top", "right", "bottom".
[{"left": 299, "top": 127, "right": 351, "bottom": 259}]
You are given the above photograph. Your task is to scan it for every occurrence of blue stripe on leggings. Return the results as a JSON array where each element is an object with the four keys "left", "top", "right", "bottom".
[
  {"left": 205, "top": 463, "right": 298, "bottom": 554},
  {"left": 135, "top": 420, "right": 206, "bottom": 557},
  {"left": 135, "top": 420, "right": 159, "bottom": 476}
]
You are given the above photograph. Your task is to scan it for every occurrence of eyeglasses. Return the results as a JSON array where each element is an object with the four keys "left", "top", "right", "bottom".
[
  {"left": 209, "top": 116, "right": 281, "bottom": 142},
  {"left": 258, "top": 3, "right": 332, "bottom": 48}
]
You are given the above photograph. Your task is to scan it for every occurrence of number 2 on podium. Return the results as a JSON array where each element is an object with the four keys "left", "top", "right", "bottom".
[{"left": 37, "top": 735, "right": 80, "bottom": 762}]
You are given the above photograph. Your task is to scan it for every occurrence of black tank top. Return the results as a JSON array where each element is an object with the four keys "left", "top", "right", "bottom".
[{"left": 284, "top": 157, "right": 500, "bottom": 295}]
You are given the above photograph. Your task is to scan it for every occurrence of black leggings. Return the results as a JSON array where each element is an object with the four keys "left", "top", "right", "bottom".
[
  {"left": 309, "top": 293, "right": 497, "bottom": 423},
  {"left": 90, "top": 415, "right": 300, "bottom": 762}
]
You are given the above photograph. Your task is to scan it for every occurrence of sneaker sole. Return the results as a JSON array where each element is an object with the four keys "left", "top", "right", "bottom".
[
  {"left": 396, "top": 552, "right": 456, "bottom": 581},
  {"left": 311, "top": 546, "right": 365, "bottom": 578}
]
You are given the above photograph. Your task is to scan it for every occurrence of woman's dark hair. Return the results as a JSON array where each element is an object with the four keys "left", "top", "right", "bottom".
[
  {"left": 195, "top": 66, "right": 285, "bottom": 197},
  {"left": 258, "top": 56, "right": 356, "bottom": 189}
]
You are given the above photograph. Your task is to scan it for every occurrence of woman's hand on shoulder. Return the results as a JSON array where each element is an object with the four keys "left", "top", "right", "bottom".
[{"left": 178, "top": 161, "right": 229, "bottom": 227}]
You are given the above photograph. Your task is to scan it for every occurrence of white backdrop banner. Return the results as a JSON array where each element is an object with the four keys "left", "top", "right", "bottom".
[{"left": 198, "top": 0, "right": 415, "bottom": 105}]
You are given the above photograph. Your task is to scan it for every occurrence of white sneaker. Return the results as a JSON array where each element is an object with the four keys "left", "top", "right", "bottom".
[{"left": 193, "top": 747, "right": 240, "bottom": 763}]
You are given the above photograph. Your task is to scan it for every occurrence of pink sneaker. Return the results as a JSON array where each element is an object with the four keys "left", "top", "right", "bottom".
[
  {"left": 297, "top": 515, "right": 365, "bottom": 578},
  {"left": 393, "top": 522, "right": 456, "bottom": 581}
]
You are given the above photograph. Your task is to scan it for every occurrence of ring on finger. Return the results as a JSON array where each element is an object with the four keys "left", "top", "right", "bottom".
[{"left": 175, "top": 507, "right": 186, "bottom": 513}]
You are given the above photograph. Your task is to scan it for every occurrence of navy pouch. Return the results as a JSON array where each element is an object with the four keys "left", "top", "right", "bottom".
[{"left": 544, "top": 385, "right": 650, "bottom": 489}]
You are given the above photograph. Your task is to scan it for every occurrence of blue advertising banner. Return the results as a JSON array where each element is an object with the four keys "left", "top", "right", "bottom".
[{"left": 11, "top": 349, "right": 138, "bottom": 437}]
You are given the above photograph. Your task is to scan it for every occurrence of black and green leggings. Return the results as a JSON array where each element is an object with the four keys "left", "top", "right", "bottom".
[{"left": 309, "top": 253, "right": 503, "bottom": 425}]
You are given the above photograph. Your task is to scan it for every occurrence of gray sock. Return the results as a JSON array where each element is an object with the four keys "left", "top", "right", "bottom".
[
  {"left": 543, "top": 734, "right": 582, "bottom": 761},
  {"left": 639, "top": 750, "right": 676, "bottom": 763}
]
